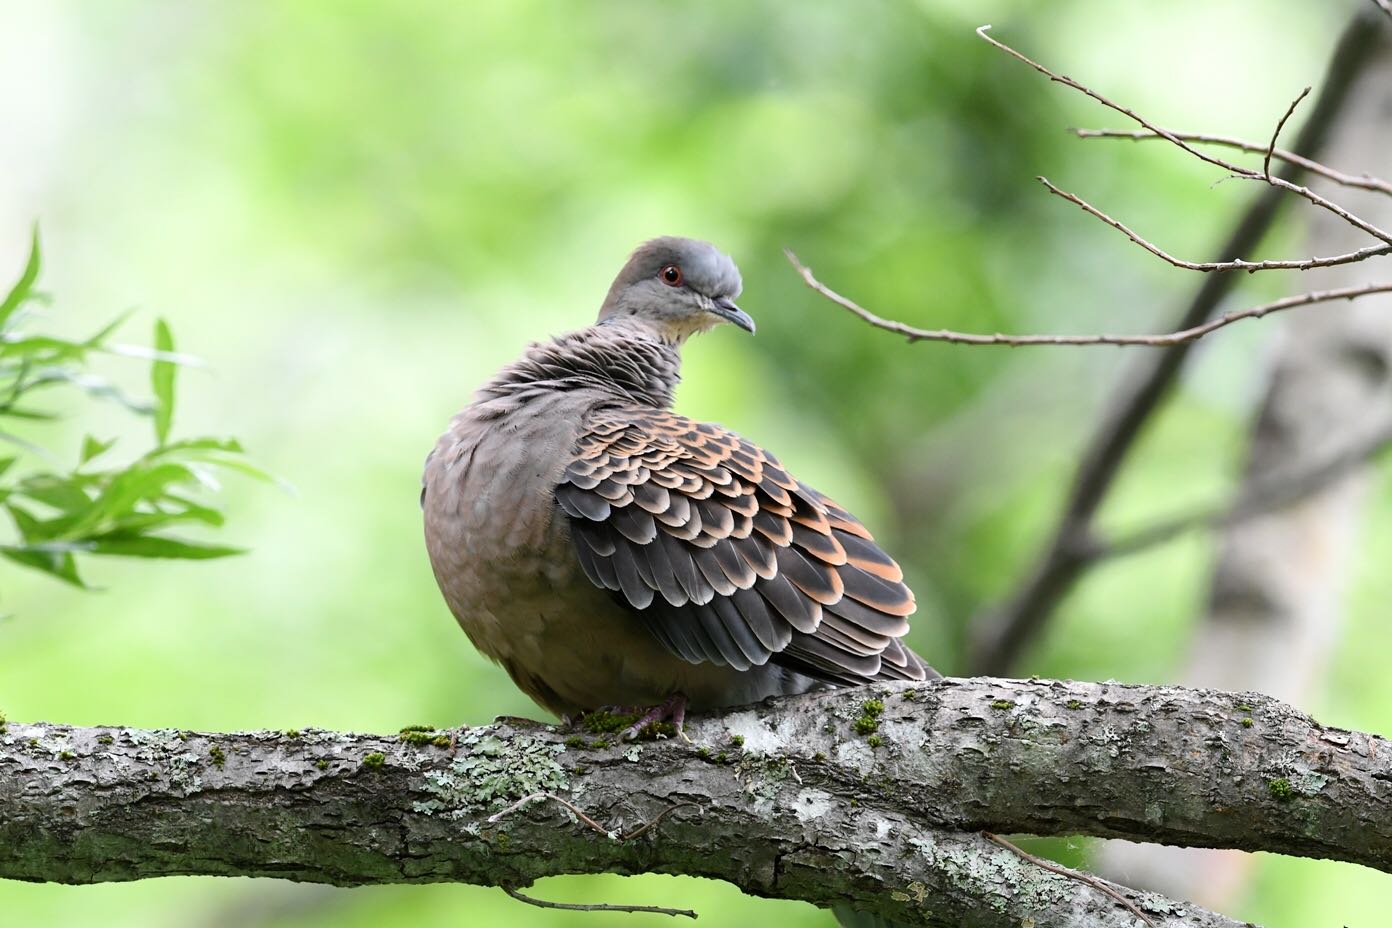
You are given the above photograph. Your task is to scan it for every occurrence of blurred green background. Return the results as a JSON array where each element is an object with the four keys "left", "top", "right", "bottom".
[{"left": 2, "top": 0, "right": 1388, "bottom": 924}]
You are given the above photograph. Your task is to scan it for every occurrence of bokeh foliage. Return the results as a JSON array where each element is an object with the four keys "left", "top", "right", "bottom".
[
  {"left": 0, "top": 231, "right": 257, "bottom": 593},
  {"left": 1, "top": 1, "right": 1387, "bottom": 925}
]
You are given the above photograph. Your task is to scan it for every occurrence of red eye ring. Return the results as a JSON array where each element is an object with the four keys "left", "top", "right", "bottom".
[{"left": 660, "top": 264, "right": 683, "bottom": 287}]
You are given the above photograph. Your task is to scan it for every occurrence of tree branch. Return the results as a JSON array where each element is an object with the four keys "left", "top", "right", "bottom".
[
  {"left": 967, "top": 10, "right": 1391, "bottom": 674},
  {"left": 1037, "top": 176, "right": 1392, "bottom": 273},
  {"left": 976, "top": 25, "right": 1392, "bottom": 246},
  {"left": 1263, "top": 86, "right": 1310, "bottom": 183},
  {"left": 1086, "top": 417, "right": 1392, "bottom": 564},
  {"left": 3, "top": 679, "right": 1389, "bottom": 928},
  {"left": 1073, "top": 129, "right": 1392, "bottom": 198},
  {"left": 788, "top": 250, "right": 1392, "bottom": 346}
]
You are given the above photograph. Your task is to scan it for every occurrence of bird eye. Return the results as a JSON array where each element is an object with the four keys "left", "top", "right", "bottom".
[{"left": 660, "top": 264, "right": 683, "bottom": 287}]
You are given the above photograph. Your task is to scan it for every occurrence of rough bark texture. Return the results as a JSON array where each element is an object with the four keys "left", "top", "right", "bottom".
[
  {"left": 4, "top": 678, "right": 1389, "bottom": 927},
  {"left": 1098, "top": 26, "right": 1392, "bottom": 904}
]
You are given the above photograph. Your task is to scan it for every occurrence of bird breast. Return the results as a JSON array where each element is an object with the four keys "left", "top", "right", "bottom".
[
  {"left": 422, "top": 390, "right": 815, "bottom": 717},
  {"left": 423, "top": 391, "right": 590, "bottom": 629}
]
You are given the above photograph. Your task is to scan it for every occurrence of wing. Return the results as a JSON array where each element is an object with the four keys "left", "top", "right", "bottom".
[{"left": 556, "top": 407, "right": 935, "bottom": 685}]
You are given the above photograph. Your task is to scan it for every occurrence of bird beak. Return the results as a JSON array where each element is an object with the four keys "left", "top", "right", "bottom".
[{"left": 711, "top": 296, "right": 756, "bottom": 334}]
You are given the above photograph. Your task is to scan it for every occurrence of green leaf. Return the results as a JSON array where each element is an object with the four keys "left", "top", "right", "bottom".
[
  {"left": 0, "top": 244, "right": 262, "bottom": 599},
  {"left": 4, "top": 501, "right": 43, "bottom": 541},
  {"left": 0, "top": 407, "right": 58, "bottom": 421},
  {"left": 59, "top": 461, "right": 201, "bottom": 539},
  {"left": 88, "top": 533, "right": 244, "bottom": 560},
  {"left": 4, "top": 500, "right": 78, "bottom": 544},
  {"left": 149, "top": 436, "right": 245, "bottom": 455},
  {"left": 156, "top": 495, "right": 227, "bottom": 526},
  {"left": 0, "top": 334, "right": 91, "bottom": 361},
  {"left": 151, "top": 318, "right": 175, "bottom": 447},
  {"left": 0, "top": 226, "right": 41, "bottom": 330},
  {"left": 15, "top": 476, "right": 92, "bottom": 514},
  {"left": 80, "top": 435, "right": 117, "bottom": 464},
  {"left": 191, "top": 453, "right": 285, "bottom": 488},
  {"left": 1, "top": 545, "right": 87, "bottom": 588},
  {"left": 83, "top": 309, "right": 134, "bottom": 348},
  {"left": 104, "top": 504, "right": 226, "bottom": 532}
]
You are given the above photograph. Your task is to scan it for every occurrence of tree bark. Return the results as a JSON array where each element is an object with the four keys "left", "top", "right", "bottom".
[{"left": 3, "top": 678, "right": 1388, "bottom": 927}]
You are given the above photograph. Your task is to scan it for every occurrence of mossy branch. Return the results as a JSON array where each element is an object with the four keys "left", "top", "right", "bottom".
[{"left": 3, "top": 678, "right": 1388, "bottom": 927}]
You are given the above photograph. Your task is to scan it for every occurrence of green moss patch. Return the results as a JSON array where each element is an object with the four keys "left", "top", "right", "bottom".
[
  {"left": 853, "top": 697, "right": 885, "bottom": 736},
  {"left": 577, "top": 709, "right": 675, "bottom": 741},
  {"left": 398, "top": 726, "right": 452, "bottom": 748}
]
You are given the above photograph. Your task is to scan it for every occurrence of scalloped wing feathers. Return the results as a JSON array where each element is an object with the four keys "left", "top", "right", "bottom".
[{"left": 559, "top": 408, "right": 935, "bottom": 685}]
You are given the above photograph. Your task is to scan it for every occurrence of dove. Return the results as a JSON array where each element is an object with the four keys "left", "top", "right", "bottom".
[{"left": 422, "top": 236, "right": 936, "bottom": 737}]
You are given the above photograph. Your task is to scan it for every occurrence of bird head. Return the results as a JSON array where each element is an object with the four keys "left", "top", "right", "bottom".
[{"left": 598, "top": 236, "right": 753, "bottom": 342}]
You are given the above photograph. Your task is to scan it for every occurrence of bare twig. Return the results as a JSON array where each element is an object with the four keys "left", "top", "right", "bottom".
[
  {"left": 787, "top": 249, "right": 1392, "bottom": 347},
  {"left": 1074, "top": 128, "right": 1392, "bottom": 196},
  {"left": 967, "top": 10, "right": 1389, "bottom": 674},
  {"left": 488, "top": 791, "right": 698, "bottom": 842},
  {"left": 620, "top": 801, "right": 701, "bottom": 841},
  {"left": 983, "top": 832, "right": 1156, "bottom": 928},
  {"left": 1038, "top": 176, "right": 1392, "bottom": 271},
  {"left": 503, "top": 885, "right": 698, "bottom": 920},
  {"left": 1086, "top": 419, "right": 1392, "bottom": 563},
  {"left": 976, "top": 25, "right": 1392, "bottom": 246},
  {"left": 489, "top": 791, "right": 616, "bottom": 838},
  {"left": 1265, "top": 87, "right": 1310, "bottom": 182},
  {"left": 975, "top": 25, "right": 1236, "bottom": 174}
]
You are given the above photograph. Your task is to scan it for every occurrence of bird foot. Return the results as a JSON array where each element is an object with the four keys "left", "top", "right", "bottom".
[{"left": 618, "top": 693, "right": 689, "bottom": 742}]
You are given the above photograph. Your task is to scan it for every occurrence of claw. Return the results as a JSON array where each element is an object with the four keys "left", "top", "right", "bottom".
[{"left": 618, "top": 693, "right": 688, "bottom": 742}]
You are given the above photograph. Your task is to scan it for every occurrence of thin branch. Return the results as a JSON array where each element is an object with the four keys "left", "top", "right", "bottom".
[
  {"left": 974, "top": 25, "right": 1243, "bottom": 175},
  {"left": 621, "top": 801, "right": 702, "bottom": 841},
  {"left": 503, "top": 885, "right": 698, "bottom": 920},
  {"left": 489, "top": 790, "right": 700, "bottom": 842},
  {"left": 1073, "top": 128, "right": 1392, "bottom": 197},
  {"left": 966, "top": 10, "right": 1389, "bottom": 674},
  {"left": 983, "top": 832, "right": 1156, "bottom": 928},
  {"left": 787, "top": 249, "right": 1392, "bottom": 347},
  {"left": 1038, "top": 176, "right": 1392, "bottom": 271},
  {"left": 1375, "top": 0, "right": 1392, "bottom": 20},
  {"left": 976, "top": 25, "right": 1392, "bottom": 246},
  {"left": 1265, "top": 87, "right": 1310, "bottom": 182},
  {"left": 489, "top": 791, "right": 616, "bottom": 838},
  {"left": 1087, "top": 419, "right": 1392, "bottom": 563}
]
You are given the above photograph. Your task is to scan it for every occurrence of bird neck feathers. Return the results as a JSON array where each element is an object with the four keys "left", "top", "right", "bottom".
[{"left": 476, "top": 321, "right": 682, "bottom": 412}]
